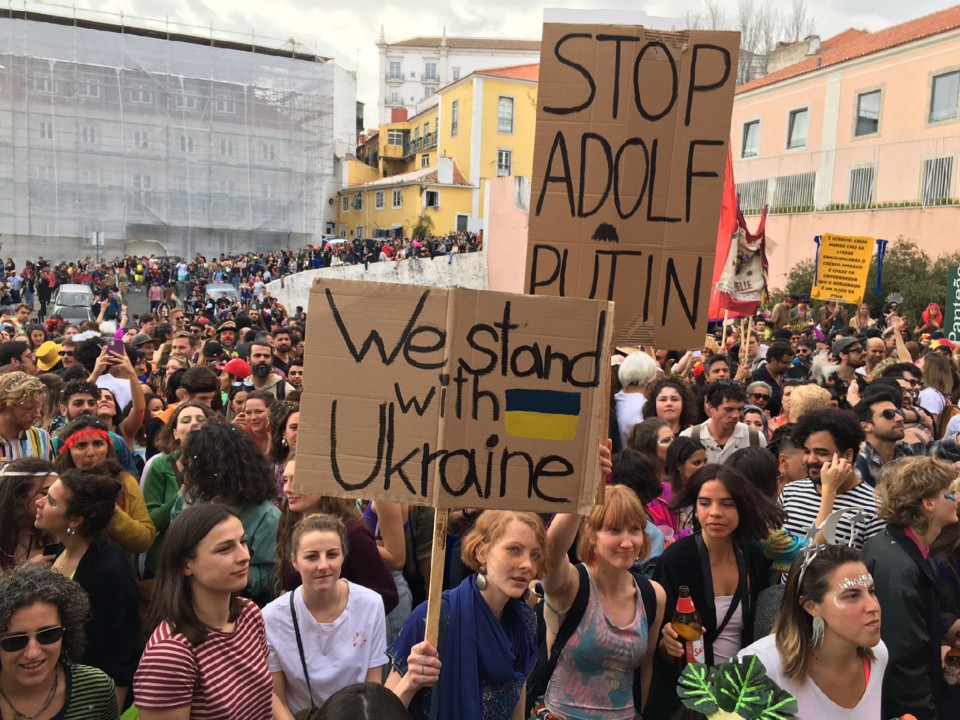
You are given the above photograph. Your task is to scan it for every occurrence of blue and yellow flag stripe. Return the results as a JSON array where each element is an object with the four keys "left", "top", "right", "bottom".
[{"left": 504, "top": 389, "right": 581, "bottom": 441}]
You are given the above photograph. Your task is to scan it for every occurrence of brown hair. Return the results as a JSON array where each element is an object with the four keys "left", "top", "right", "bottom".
[
  {"left": 156, "top": 400, "right": 215, "bottom": 454},
  {"left": 875, "top": 456, "right": 955, "bottom": 532},
  {"left": 577, "top": 484, "right": 650, "bottom": 564},
  {"left": 290, "top": 513, "right": 349, "bottom": 558},
  {"left": 460, "top": 510, "right": 549, "bottom": 580}
]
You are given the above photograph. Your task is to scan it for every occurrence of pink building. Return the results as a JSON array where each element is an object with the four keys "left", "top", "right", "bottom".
[{"left": 732, "top": 6, "right": 960, "bottom": 288}]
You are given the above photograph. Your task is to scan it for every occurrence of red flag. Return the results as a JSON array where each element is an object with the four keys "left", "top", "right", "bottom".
[{"left": 709, "top": 150, "right": 739, "bottom": 319}]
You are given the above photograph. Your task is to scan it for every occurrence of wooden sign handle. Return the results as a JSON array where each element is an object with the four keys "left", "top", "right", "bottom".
[{"left": 424, "top": 509, "right": 448, "bottom": 647}]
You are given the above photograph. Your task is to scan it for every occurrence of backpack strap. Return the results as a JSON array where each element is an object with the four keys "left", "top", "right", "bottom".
[
  {"left": 544, "top": 563, "right": 591, "bottom": 684},
  {"left": 629, "top": 570, "right": 660, "bottom": 713}
]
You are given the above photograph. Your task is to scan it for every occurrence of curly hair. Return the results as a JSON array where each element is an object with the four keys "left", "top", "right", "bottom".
[
  {"left": 0, "top": 371, "right": 44, "bottom": 410},
  {"left": 791, "top": 408, "right": 865, "bottom": 457},
  {"left": 672, "top": 464, "right": 785, "bottom": 543},
  {"left": 269, "top": 401, "right": 299, "bottom": 464},
  {"left": 54, "top": 415, "right": 118, "bottom": 473},
  {"left": 643, "top": 378, "right": 696, "bottom": 430},
  {"left": 875, "top": 456, "right": 955, "bottom": 532},
  {"left": 0, "top": 564, "right": 89, "bottom": 664},
  {"left": 181, "top": 418, "right": 274, "bottom": 506},
  {"left": 59, "top": 468, "right": 123, "bottom": 540},
  {"left": 0, "top": 458, "right": 57, "bottom": 570}
]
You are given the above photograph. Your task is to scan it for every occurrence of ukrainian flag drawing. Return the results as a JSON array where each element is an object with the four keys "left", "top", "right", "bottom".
[{"left": 504, "top": 389, "right": 581, "bottom": 441}]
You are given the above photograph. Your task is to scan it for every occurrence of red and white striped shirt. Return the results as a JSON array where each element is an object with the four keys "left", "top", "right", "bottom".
[{"left": 134, "top": 598, "right": 273, "bottom": 719}]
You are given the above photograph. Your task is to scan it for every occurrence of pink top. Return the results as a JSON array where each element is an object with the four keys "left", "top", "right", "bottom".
[{"left": 903, "top": 527, "right": 930, "bottom": 559}]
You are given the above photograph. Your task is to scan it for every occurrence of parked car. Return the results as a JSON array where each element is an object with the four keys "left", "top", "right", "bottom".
[
  {"left": 203, "top": 282, "right": 239, "bottom": 303},
  {"left": 51, "top": 283, "right": 94, "bottom": 322}
]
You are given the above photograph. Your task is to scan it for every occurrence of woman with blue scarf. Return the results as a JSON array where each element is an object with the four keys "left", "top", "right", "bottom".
[{"left": 386, "top": 510, "right": 546, "bottom": 720}]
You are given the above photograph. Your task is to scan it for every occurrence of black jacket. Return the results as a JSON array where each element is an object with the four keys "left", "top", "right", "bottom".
[
  {"left": 72, "top": 537, "right": 143, "bottom": 688},
  {"left": 647, "top": 534, "right": 770, "bottom": 717},
  {"left": 864, "top": 524, "right": 945, "bottom": 719}
]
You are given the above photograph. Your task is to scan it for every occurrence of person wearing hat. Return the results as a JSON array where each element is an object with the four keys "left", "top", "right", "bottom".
[
  {"left": 131, "top": 333, "right": 158, "bottom": 363},
  {"left": 769, "top": 295, "right": 796, "bottom": 331},
  {"left": 216, "top": 320, "right": 238, "bottom": 352},
  {"left": 200, "top": 340, "right": 225, "bottom": 366},
  {"left": 36, "top": 340, "right": 63, "bottom": 373},
  {"left": 825, "top": 336, "right": 865, "bottom": 409}
]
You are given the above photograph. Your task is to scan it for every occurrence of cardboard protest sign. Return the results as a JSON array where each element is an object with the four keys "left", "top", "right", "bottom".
[
  {"left": 810, "top": 233, "right": 874, "bottom": 304},
  {"left": 946, "top": 266, "right": 960, "bottom": 342},
  {"left": 525, "top": 22, "right": 740, "bottom": 349},
  {"left": 297, "top": 279, "right": 614, "bottom": 514}
]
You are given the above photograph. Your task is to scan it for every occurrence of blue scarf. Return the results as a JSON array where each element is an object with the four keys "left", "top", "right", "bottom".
[{"left": 437, "top": 575, "right": 537, "bottom": 720}]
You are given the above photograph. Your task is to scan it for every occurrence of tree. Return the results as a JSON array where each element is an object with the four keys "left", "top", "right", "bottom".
[
  {"left": 785, "top": 0, "right": 815, "bottom": 42},
  {"left": 411, "top": 213, "right": 434, "bottom": 240}
]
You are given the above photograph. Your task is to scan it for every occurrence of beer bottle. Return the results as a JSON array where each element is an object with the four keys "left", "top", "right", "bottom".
[
  {"left": 672, "top": 585, "right": 705, "bottom": 666},
  {"left": 944, "top": 632, "right": 960, "bottom": 685}
]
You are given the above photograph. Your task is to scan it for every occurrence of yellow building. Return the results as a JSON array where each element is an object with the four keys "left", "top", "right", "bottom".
[{"left": 337, "top": 62, "right": 539, "bottom": 238}]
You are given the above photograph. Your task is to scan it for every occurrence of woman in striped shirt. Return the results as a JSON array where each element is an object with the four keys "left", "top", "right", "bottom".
[{"left": 135, "top": 503, "right": 288, "bottom": 720}]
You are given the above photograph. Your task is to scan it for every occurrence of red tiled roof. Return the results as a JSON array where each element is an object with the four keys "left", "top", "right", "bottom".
[
  {"left": 422, "top": 164, "right": 471, "bottom": 186},
  {"left": 475, "top": 63, "right": 540, "bottom": 82},
  {"left": 389, "top": 36, "right": 540, "bottom": 51},
  {"left": 738, "top": 6, "right": 960, "bottom": 94}
]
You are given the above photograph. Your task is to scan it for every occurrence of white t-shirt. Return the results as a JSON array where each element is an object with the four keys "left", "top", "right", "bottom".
[
  {"left": 919, "top": 387, "right": 947, "bottom": 417},
  {"left": 614, "top": 391, "right": 646, "bottom": 448},
  {"left": 737, "top": 635, "right": 888, "bottom": 720},
  {"left": 262, "top": 581, "right": 387, "bottom": 713}
]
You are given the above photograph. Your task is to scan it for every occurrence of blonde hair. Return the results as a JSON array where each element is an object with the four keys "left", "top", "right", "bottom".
[
  {"left": 875, "top": 456, "right": 955, "bottom": 532},
  {"left": 577, "top": 484, "right": 650, "bottom": 564},
  {"left": 460, "top": 511, "right": 549, "bottom": 580},
  {"left": 0, "top": 372, "right": 45, "bottom": 410},
  {"left": 788, "top": 384, "right": 831, "bottom": 422}
]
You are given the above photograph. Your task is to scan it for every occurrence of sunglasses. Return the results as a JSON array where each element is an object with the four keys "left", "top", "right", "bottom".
[
  {"left": 0, "top": 626, "right": 64, "bottom": 652},
  {"left": 877, "top": 408, "right": 903, "bottom": 421},
  {"left": 231, "top": 380, "right": 254, "bottom": 388},
  {"left": 61, "top": 351, "right": 75, "bottom": 357},
  {"left": 750, "top": 393, "right": 770, "bottom": 400}
]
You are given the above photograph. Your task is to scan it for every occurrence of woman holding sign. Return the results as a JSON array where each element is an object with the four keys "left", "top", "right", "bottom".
[{"left": 385, "top": 510, "right": 547, "bottom": 720}]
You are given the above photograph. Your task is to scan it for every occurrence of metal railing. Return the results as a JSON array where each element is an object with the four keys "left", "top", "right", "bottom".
[
  {"left": 403, "top": 133, "right": 437, "bottom": 157},
  {"left": 733, "top": 135, "right": 960, "bottom": 214}
]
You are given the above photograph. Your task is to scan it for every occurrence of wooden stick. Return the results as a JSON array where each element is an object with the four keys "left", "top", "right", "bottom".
[
  {"left": 423, "top": 509, "right": 448, "bottom": 647},
  {"left": 720, "top": 309, "right": 730, "bottom": 348}
]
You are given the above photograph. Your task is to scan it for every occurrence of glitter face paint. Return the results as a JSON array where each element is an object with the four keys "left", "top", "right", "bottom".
[{"left": 832, "top": 572, "right": 873, "bottom": 608}]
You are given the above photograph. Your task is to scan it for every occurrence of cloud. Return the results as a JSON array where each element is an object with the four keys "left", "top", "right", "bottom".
[{"left": 65, "top": 0, "right": 948, "bottom": 127}]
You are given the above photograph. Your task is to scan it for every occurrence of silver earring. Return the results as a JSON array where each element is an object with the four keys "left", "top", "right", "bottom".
[
  {"left": 66, "top": 527, "right": 76, "bottom": 536},
  {"left": 810, "top": 616, "right": 824, "bottom": 648},
  {"left": 476, "top": 565, "right": 488, "bottom": 591}
]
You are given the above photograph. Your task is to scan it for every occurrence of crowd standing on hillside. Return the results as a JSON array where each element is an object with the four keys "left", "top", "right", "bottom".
[{"left": 0, "top": 251, "right": 958, "bottom": 720}]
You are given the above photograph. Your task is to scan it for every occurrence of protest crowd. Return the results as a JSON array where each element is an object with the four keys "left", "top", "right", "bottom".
[{"left": 1, "top": 246, "right": 959, "bottom": 720}]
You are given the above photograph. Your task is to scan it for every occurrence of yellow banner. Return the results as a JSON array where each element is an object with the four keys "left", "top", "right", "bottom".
[{"left": 811, "top": 233, "right": 875, "bottom": 304}]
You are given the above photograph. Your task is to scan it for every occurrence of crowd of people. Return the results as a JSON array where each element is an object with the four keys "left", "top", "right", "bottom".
[{"left": 0, "top": 251, "right": 959, "bottom": 720}]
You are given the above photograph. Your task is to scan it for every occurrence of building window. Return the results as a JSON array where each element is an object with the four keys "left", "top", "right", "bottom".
[
  {"left": 77, "top": 80, "right": 100, "bottom": 98},
  {"left": 772, "top": 171, "right": 815, "bottom": 209},
  {"left": 738, "top": 179, "right": 769, "bottom": 213},
  {"left": 134, "top": 131, "right": 149, "bottom": 149},
  {"left": 425, "top": 87, "right": 435, "bottom": 98},
  {"left": 39, "top": 121, "right": 53, "bottom": 140},
  {"left": 741, "top": 120, "right": 759, "bottom": 158},
  {"left": 389, "top": 92, "right": 400, "bottom": 106},
  {"left": 787, "top": 108, "right": 808, "bottom": 149},
  {"left": 263, "top": 143, "right": 277, "bottom": 160},
  {"left": 375, "top": 191, "right": 385, "bottom": 209},
  {"left": 353, "top": 193, "right": 363, "bottom": 211},
  {"left": 930, "top": 71, "right": 960, "bottom": 123},
  {"left": 214, "top": 98, "right": 237, "bottom": 114},
  {"left": 81, "top": 126, "right": 97, "bottom": 144},
  {"left": 387, "top": 129, "right": 404, "bottom": 146},
  {"left": 128, "top": 88, "right": 153, "bottom": 104},
  {"left": 848, "top": 165, "right": 875, "bottom": 205},
  {"left": 133, "top": 174, "right": 153, "bottom": 204},
  {"left": 425, "top": 62, "right": 437, "bottom": 81},
  {"left": 180, "top": 135, "right": 195, "bottom": 153},
  {"left": 33, "top": 77, "right": 57, "bottom": 94},
  {"left": 342, "top": 196, "right": 350, "bottom": 212},
  {"left": 421, "top": 154, "right": 430, "bottom": 168},
  {"left": 425, "top": 190, "right": 440, "bottom": 208},
  {"left": 219, "top": 139, "right": 235, "bottom": 157},
  {"left": 922, "top": 156, "right": 954, "bottom": 204},
  {"left": 498, "top": 97, "right": 514, "bottom": 133},
  {"left": 392, "top": 189, "right": 402, "bottom": 208},
  {"left": 389, "top": 61, "right": 402, "bottom": 80},
  {"left": 497, "top": 149, "right": 512, "bottom": 177},
  {"left": 855, "top": 91, "right": 881, "bottom": 137},
  {"left": 452, "top": 68, "right": 461, "bottom": 81},
  {"left": 176, "top": 95, "right": 200, "bottom": 110},
  {"left": 451, "top": 100, "right": 459, "bottom": 136}
]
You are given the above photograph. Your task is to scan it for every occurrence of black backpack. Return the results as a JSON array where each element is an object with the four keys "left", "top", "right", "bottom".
[{"left": 525, "top": 563, "right": 658, "bottom": 715}]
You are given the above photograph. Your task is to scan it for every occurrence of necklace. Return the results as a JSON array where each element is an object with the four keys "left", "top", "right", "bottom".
[{"left": 0, "top": 664, "right": 59, "bottom": 720}]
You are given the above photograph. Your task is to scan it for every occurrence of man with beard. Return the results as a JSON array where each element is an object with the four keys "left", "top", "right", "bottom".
[
  {"left": 249, "top": 340, "right": 293, "bottom": 400},
  {"left": 216, "top": 319, "right": 238, "bottom": 353},
  {"left": 824, "top": 336, "right": 865, "bottom": 408},
  {"left": 780, "top": 408, "right": 884, "bottom": 548},
  {"left": 286, "top": 359, "right": 303, "bottom": 391},
  {"left": 271, "top": 328, "right": 292, "bottom": 374},
  {"left": 853, "top": 384, "right": 960, "bottom": 487}
]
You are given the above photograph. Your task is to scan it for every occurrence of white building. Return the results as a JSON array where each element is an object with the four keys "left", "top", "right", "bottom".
[
  {"left": 0, "top": 9, "right": 357, "bottom": 261},
  {"left": 376, "top": 28, "right": 540, "bottom": 124}
]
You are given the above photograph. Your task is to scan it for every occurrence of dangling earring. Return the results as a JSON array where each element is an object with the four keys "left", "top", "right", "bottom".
[
  {"left": 476, "top": 565, "right": 488, "bottom": 591},
  {"left": 66, "top": 527, "right": 76, "bottom": 536},
  {"left": 810, "top": 616, "right": 824, "bottom": 648}
]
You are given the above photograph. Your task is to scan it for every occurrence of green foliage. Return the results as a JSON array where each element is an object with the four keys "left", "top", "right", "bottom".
[
  {"left": 410, "top": 213, "right": 434, "bottom": 240},
  {"left": 677, "top": 663, "right": 719, "bottom": 715},
  {"left": 771, "top": 237, "right": 960, "bottom": 324},
  {"left": 716, "top": 655, "right": 768, "bottom": 714}
]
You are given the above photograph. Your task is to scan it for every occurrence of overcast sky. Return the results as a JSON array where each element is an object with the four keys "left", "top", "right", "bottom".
[{"left": 40, "top": 0, "right": 957, "bottom": 126}]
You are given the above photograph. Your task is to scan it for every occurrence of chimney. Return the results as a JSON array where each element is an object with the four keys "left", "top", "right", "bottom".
[
  {"left": 438, "top": 156, "right": 453, "bottom": 185},
  {"left": 805, "top": 35, "right": 821, "bottom": 55},
  {"left": 391, "top": 107, "right": 409, "bottom": 122}
]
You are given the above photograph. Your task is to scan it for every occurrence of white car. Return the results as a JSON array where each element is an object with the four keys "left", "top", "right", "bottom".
[{"left": 51, "top": 283, "right": 94, "bottom": 322}]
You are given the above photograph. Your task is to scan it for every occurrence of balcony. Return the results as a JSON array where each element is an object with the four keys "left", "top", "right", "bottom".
[
  {"left": 421, "top": 73, "right": 439, "bottom": 84},
  {"left": 403, "top": 133, "right": 437, "bottom": 158},
  {"left": 733, "top": 135, "right": 960, "bottom": 215},
  {"left": 385, "top": 73, "right": 403, "bottom": 83}
]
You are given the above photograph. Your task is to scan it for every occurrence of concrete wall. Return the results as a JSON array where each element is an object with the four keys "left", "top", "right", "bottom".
[{"left": 266, "top": 251, "right": 488, "bottom": 311}]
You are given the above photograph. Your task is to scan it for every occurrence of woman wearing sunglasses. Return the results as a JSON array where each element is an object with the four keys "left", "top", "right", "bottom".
[
  {"left": 142, "top": 401, "right": 215, "bottom": 578},
  {"left": 863, "top": 456, "right": 959, "bottom": 719},
  {"left": 0, "top": 564, "right": 120, "bottom": 720}
]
